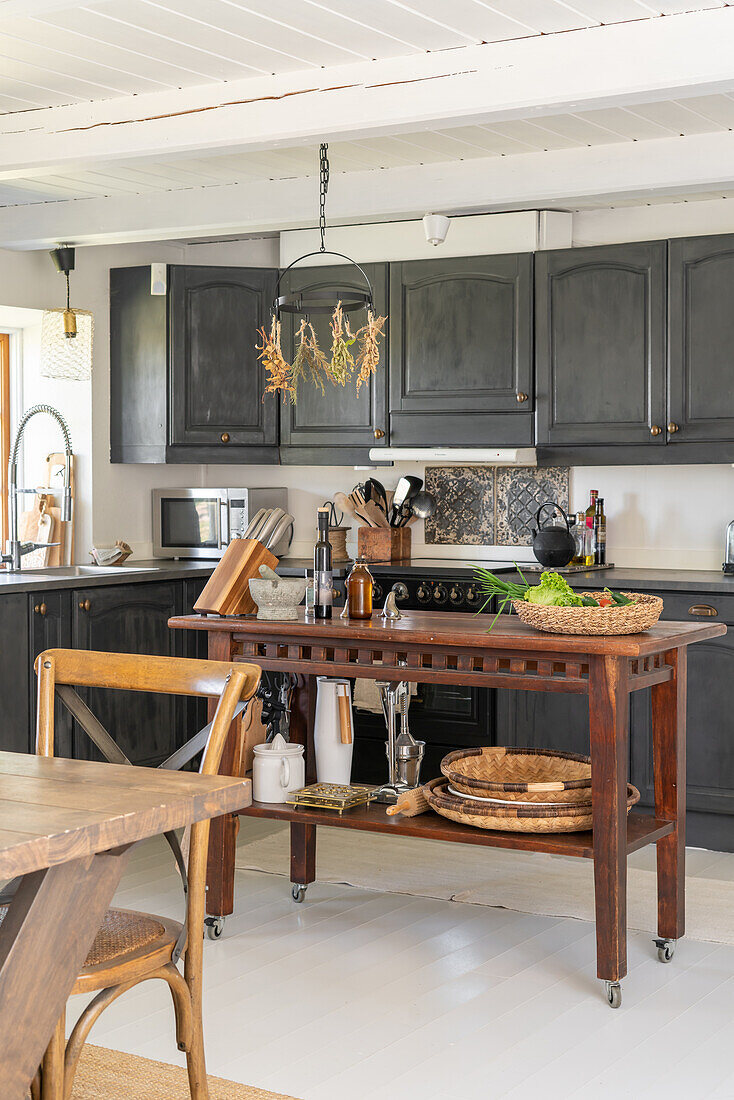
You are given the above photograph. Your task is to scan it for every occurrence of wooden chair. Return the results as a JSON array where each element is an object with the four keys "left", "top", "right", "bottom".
[{"left": 29, "top": 648, "right": 261, "bottom": 1100}]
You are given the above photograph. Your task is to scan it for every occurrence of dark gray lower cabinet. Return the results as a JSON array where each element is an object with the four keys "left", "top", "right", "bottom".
[
  {"left": 0, "top": 595, "right": 31, "bottom": 754},
  {"left": 630, "top": 592, "right": 734, "bottom": 850},
  {"left": 29, "top": 589, "right": 72, "bottom": 757},
  {"left": 72, "top": 581, "right": 186, "bottom": 766},
  {"left": 497, "top": 689, "right": 590, "bottom": 759}
]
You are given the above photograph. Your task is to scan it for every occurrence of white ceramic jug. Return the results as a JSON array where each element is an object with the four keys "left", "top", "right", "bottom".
[
  {"left": 252, "top": 734, "right": 305, "bottom": 804},
  {"left": 314, "top": 677, "right": 354, "bottom": 784}
]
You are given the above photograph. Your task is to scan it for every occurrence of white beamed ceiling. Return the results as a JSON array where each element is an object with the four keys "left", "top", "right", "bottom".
[{"left": 1, "top": 1, "right": 734, "bottom": 238}]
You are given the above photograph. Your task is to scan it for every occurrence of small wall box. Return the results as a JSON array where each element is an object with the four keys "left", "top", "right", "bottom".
[{"left": 357, "top": 526, "right": 411, "bottom": 563}]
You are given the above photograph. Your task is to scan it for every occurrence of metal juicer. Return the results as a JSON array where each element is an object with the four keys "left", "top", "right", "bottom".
[{"left": 373, "top": 680, "right": 425, "bottom": 804}]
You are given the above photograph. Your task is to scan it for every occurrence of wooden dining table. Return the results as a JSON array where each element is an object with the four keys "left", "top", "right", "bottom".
[
  {"left": 0, "top": 751, "right": 251, "bottom": 1100},
  {"left": 170, "top": 607, "right": 726, "bottom": 1008}
]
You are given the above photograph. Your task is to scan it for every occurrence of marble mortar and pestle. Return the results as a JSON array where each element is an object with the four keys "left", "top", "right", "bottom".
[{"left": 248, "top": 564, "right": 308, "bottom": 621}]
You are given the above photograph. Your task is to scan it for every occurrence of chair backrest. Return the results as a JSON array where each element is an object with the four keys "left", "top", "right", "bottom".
[{"left": 34, "top": 649, "right": 261, "bottom": 957}]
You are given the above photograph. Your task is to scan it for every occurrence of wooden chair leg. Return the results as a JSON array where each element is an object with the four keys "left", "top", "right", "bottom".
[
  {"left": 30, "top": 1069, "right": 42, "bottom": 1100},
  {"left": 158, "top": 963, "right": 194, "bottom": 1053},
  {"left": 41, "top": 1011, "right": 65, "bottom": 1100}
]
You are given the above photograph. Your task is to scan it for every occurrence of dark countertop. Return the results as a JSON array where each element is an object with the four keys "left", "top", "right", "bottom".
[
  {"left": 1, "top": 556, "right": 733, "bottom": 597},
  {"left": 0, "top": 558, "right": 217, "bottom": 593}
]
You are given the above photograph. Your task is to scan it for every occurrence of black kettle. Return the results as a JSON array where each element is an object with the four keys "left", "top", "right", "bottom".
[{"left": 531, "top": 502, "right": 576, "bottom": 568}]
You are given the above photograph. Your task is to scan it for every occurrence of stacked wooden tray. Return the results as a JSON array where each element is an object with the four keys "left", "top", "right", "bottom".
[{"left": 423, "top": 747, "right": 640, "bottom": 833}]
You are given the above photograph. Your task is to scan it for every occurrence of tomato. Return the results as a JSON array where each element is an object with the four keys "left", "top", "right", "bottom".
[{"left": 597, "top": 596, "right": 613, "bottom": 607}]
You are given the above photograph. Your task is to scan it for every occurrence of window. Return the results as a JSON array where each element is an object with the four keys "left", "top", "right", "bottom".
[{"left": 0, "top": 334, "right": 9, "bottom": 548}]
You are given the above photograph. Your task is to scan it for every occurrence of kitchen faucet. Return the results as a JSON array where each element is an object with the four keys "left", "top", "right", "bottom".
[{"left": 3, "top": 404, "right": 73, "bottom": 571}]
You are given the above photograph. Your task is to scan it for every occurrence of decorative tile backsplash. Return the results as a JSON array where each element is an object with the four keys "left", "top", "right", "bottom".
[
  {"left": 425, "top": 465, "right": 569, "bottom": 546},
  {"left": 495, "top": 467, "right": 569, "bottom": 546},
  {"left": 424, "top": 466, "right": 495, "bottom": 545}
]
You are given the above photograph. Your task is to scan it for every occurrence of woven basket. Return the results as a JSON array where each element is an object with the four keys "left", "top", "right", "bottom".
[
  {"left": 423, "top": 777, "right": 640, "bottom": 833},
  {"left": 441, "top": 746, "right": 592, "bottom": 803},
  {"left": 512, "top": 592, "right": 663, "bottom": 635}
]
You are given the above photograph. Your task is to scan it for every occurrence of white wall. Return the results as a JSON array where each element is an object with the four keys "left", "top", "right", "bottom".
[{"left": 0, "top": 202, "right": 733, "bottom": 569}]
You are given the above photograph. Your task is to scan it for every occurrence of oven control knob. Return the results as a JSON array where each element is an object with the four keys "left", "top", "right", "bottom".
[
  {"left": 433, "top": 583, "right": 448, "bottom": 605},
  {"left": 449, "top": 585, "right": 464, "bottom": 605},
  {"left": 465, "top": 585, "right": 481, "bottom": 608},
  {"left": 416, "top": 583, "right": 431, "bottom": 604},
  {"left": 373, "top": 583, "right": 383, "bottom": 602}
]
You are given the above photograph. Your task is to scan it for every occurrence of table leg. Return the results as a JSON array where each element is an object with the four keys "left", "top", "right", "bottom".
[
  {"left": 652, "top": 647, "right": 686, "bottom": 943},
  {"left": 589, "top": 655, "right": 630, "bottom": 987},
  {"left": 206, "top": 630, "right": 239, "bottom": 920},
  {"left": 289, "top": 674, "right": 317, "bottom": 783},
  {"left": 0, "top": 847, "right": 129, "bottom": 1100}
]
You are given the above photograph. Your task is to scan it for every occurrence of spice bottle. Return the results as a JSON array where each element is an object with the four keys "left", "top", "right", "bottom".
[{"left": 346, "top": 558, "right": 374, "bottom": 619}]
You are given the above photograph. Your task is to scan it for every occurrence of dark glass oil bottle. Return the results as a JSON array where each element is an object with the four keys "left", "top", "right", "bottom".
[{"left": 314, "top": 506, "right": 333, "bottom": 620}]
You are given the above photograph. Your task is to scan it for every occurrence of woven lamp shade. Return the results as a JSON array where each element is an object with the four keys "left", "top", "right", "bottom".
[{"left": 40, "top": 307, "right": 93, "bottom": 380}]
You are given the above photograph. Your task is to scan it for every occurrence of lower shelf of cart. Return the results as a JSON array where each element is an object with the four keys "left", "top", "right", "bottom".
[{"left": 239, "top": 800, "right": 674, "bottom": 859}]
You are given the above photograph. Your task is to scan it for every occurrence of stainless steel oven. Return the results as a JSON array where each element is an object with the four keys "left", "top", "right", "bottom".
[{"left": 152, "top": 487, "right": 288, "bottom": 559}]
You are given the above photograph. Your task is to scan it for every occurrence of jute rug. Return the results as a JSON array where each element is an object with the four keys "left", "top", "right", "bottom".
[
  {"left": 236, "top": 823, "right": 734, "bottom": 946},
  {"left": 72, "top": 1045, "right": 300, "bottom": 1100}
]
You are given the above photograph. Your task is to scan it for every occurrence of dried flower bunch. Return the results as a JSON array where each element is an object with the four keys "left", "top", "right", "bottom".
[
  {"left": 258, "top": 301, "right": 387, "bottom": 402},
  {"left": 256, "top": 317, "right": 293, "bottom": 400}
]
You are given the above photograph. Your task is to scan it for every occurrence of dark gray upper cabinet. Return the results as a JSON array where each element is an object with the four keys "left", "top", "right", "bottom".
[
  {"left": 110, "top": 264, "right": 279, "bottom": 464},
  {"left": 668, "top": 235, "right": 734, "bottom": 444},
  {"left": 169, "top": 266, "right": 278, "bottom": 463},
  {"left": 278, "top": 262, "right": 388, "bottom": 464},
  {"left": 389, "top": 254, "right": 533, "bottom": 446},
  {"left": 536, "top": 242, "right": 667, "bottom": 447}
]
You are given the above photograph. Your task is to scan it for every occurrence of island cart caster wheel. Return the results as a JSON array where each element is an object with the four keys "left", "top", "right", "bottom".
[
  {"left": 204, "top": 916, "right": 225, "bottom": 940},
  {"left": 605, "top": 981, "right": 622, "bottom": 1009},
  {"left": 654, "top": 937, "right": 676, "bottom": 963},
  {"left": 291, "top": 884, "right": 307, "bottom": 904}
]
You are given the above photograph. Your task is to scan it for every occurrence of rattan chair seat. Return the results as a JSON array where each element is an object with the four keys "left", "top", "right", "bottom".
[{"left": 0, "top": 905, "right": 167, "bottom": 969}]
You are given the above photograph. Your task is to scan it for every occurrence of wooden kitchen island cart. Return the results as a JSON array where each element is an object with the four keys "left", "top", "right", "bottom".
[{"left": 169, "top": 609, "right": 725, "bottom": 1007}]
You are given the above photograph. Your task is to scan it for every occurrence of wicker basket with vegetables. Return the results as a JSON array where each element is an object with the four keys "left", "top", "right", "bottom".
[{"left": 474, "top": 567, "right": 663, "bottom": 636}]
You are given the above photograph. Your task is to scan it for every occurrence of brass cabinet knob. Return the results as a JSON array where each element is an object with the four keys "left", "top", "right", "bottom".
[
  {"left": 689, "top": 604, "right": 718, "bottom": 617},
  {"left": 220, "top": 432, "right": 230, "bottom": 443},
  {"left": 667, "top": 422, "right": 680, "bottom": 434},
  {"left": 516, "top": 392, "right": 529, "bottom": 403},
  {"left": 78, "top": 598, "right": 91, "bottom": 611},
  {"left": 373, "top": 428, "right": 385, "bottom": 440},
  {"left": 650, "top": 425, "right": 662, "bottom": 436},
  {"left": 34, "top": 602, "right": 47, "bottom": 616}
]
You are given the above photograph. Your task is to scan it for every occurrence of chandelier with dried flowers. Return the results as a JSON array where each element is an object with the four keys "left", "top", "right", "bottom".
[{"left": 257, "top": 144, "right": 387, "bottom": 403}]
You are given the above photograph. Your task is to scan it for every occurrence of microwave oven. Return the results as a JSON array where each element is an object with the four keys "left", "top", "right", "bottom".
[{"left": 152, "top": 487, "right": 289, "bottom": 559}]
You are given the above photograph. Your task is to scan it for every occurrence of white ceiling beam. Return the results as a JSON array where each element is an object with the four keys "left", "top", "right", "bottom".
[
  {"left": 1, "top": 8, "right": 734, "bottom": 180},
  {"left": 3, "top": 128, "right": 734, "bottom": 250}
]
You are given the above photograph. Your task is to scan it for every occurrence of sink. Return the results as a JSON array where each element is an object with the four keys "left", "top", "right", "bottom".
[{"left": 5, "top": 565, "right": 154, "bottom": 579}]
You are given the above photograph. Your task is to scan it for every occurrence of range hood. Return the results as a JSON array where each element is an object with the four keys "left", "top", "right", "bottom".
[{"left": 367, "top": 447, "right": 537, "bottom": 465}]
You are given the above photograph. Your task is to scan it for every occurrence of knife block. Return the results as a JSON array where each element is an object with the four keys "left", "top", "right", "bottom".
[
  {"left": 357, "top": 526, "right": 411, "bottom": 563},
  {"left": 194, "top": 538, "right": 278, "bottom": 616}
]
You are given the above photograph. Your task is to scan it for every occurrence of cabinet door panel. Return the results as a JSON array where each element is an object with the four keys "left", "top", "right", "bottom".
[
  {"left": 632, "top": 629, "right": 734, "bottom": 816},
  {"left": 536, "top": 242, "right": 667, "bottom": 445},
  {"left": 389, "top": 254, "right": 533, "bottom": 445},
  {"left": 279, "top": 263, "right": 388, "bottom": 457},
  {"left": 29, "top": 590, "right": 72, "bottom": 757},
  {"left": 0, "top": 595, "right": 30, "bottom": 754},
  {"left": 72, "top": 581, "right": 184, "bottom": 766},
  {"left": 497, "top": 689, "right": 590, "bottom": 759},
  {"left": 170, "top": 266, "right": 278, "bottom": 453},
  {"left": 669, "top": 235, "right": 734, "bottom": 442}
]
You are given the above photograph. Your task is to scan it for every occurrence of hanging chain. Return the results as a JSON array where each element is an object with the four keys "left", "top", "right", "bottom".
[{"left": 318, "top": 142, "right": 329, "bottom": 253}]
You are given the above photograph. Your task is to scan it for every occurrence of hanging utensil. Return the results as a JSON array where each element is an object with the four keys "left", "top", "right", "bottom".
[{"left": 405, "top": 490, "right": 437, "bottom": 525}]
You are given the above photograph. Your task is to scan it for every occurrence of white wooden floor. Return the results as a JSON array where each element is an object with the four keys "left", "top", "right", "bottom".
[{"left": 67, "top": 825, "right": 734, "bottom": 1100}]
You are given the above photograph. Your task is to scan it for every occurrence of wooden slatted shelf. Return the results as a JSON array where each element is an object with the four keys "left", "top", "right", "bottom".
[{"left": 240, "top": 800, "right": 674, "bottom": 860}]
